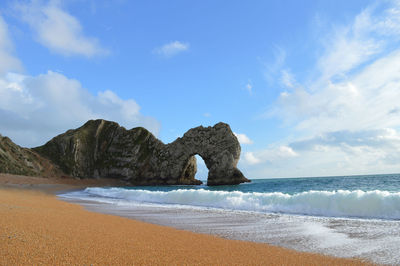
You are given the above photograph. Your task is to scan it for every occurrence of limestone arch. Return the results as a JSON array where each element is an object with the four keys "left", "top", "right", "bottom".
[{"left": 174, "top": 123, "right": 250, "bottom": 185}]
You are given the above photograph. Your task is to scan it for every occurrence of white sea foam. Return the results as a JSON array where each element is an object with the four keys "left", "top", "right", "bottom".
[{"left": 63, "top": 188, "right": 400, "bottom": 220}]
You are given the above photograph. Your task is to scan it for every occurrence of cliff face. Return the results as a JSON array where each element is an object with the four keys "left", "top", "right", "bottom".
[
  {"left": 0, "top": 135, "right": 63, "bottom": 177},
  {"left": 33, "top": 120, "right": 250, "bottom": 185}
]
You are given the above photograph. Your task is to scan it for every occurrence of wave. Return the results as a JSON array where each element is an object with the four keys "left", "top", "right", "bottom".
[{"left": 68, "top": 188, "right": 400, "bottom": 220}]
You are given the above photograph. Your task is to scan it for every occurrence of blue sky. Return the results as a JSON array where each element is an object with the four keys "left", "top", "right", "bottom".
[{"left": 1, "top": 0, "right": 400, "bottom": 179}]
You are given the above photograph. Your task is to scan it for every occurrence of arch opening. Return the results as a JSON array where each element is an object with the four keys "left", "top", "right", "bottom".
[{"left": 194, "top": 154, "right": 208, "bottom": 182}]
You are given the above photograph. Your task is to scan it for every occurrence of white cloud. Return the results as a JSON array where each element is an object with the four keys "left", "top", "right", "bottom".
[
  {"left": 13, "top": 1, "right": 107, "bottom": 57},
  {"left": 1, "top": 72, "right": 160, "bottom": 146},
  {"left": 290, "top": 129, "right": 400, "bottom": 152},
  {"left": 249, "top": 1, "right": 400, "bottom": 178},
  {"left": 0, "top": 71, "right": 160, "bottom": 147},
  {"left": 270, "top": 1, "right": 400, "bottom": 136},
  {"left": 243, "top": 128, "right": 400, "bottom": 178},
  {"left": 0, "top": 15, "right": 22, "bottom": 74},
  {"left": 280, "top": 69, "right": 295, "bottom": 88},
  {"left": 275, "top": 50, "right": 400, "bottom": 137},
  {"left": 243, "top": 152, "right": 261, "bottom": 165},
  {"left": 234, "top": 132, "right": 253, "bottom": 145},
  {"left": 242, "top": 145, "right": 297, "bottom": 166},
  {"left": 0, "top": 14, "right": 157, "bottom": 147},
  {"left": 317, "top": 9, "right": 382, "bottom": 80},
  {"left": 153, "top": 41, "right": 189, "bottom": 58}
]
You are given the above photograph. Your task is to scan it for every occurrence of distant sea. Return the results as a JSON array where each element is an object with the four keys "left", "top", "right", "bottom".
[{"left": 60, "top": 174, "right": 400, "bottom": 265}]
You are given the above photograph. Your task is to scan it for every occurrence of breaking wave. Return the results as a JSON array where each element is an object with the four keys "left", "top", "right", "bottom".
[{"left": 64, "top": 188, "right": 400, "bottom": 220}]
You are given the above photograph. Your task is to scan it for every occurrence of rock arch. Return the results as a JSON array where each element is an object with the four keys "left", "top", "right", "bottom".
[
  {"left": 34, "top": 120, "right": 250, "bottom": 186},
  {"left": 164, "top": 123, "right": 250, "bottom": 185}
]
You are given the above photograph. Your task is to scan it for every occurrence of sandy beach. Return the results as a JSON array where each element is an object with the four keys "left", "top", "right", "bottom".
[{"left": 0, "top": 174, "right": 371, "bottom": 265}]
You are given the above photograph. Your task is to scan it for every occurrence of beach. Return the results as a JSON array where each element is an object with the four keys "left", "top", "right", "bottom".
[{"left": 0, "top": 174, "right": 370, "bottom": 265}]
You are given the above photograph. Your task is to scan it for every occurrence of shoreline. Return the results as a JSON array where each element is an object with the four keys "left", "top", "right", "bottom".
[
  {"left": 0, "top": 174, "right": 371, "bottom": 265},
  {"left": 62, "top": 190, "right": 397, "bottom": 265}
]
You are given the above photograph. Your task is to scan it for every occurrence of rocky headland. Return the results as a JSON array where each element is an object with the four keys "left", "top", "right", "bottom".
[
  {"left": 1, "top": 120, "right": 250, "bottom": 186},
  {"left": 0, "top": 134, "right": 63, "bottom": 178}
]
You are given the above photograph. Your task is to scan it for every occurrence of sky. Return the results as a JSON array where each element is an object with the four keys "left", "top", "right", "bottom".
[{"left": 1, "top": 0, "right": 400, "bottom": 179}]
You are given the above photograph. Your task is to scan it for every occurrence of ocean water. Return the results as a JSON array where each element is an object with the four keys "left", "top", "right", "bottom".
[{"left": 60, "top": 174, "right": 400, "bottom": 265}]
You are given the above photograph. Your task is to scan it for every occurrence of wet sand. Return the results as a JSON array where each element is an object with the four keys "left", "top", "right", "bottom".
[{"left": 0, "top": 174, "right": 371, "bottom": 265}]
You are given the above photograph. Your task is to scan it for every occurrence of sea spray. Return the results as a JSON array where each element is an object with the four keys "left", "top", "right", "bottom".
[{"left": 70, "top": 187, "right": 400, "bottom": 220}]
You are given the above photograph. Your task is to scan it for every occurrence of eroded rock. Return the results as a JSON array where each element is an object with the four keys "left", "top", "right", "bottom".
[
  {"left": 0, "top": 135, "right": 64, "bottom": 177},
  {"left": 33, "top": 119, "right": 250, "bottom": 186}
]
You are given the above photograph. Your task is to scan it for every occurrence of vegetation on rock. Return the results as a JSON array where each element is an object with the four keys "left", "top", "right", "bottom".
[{"left": 0, "top": 135, "right": 64, "bottom": 178}]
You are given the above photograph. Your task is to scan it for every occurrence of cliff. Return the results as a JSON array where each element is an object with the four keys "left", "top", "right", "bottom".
[
  {"left": 1, "top": 120, "right": 250, "bottom": 186},
  {"left": 0, "top": 135, "right": 63, "bottom": 178}
]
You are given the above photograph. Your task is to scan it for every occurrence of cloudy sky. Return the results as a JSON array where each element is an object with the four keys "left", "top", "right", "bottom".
[{"left": 1, "top": 0, "right": 400, "bottom": 179}]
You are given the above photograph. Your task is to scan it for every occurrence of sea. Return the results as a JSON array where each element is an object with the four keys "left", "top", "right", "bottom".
[{"left": 59, "top": 174, "right": 400, "bottom": 265}]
